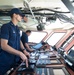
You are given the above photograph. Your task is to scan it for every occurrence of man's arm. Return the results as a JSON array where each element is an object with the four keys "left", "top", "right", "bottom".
[
  {"left": 1, "top": 39, "right": 28, "bottom": 65},
  {"left": 20, "top": 40, "right": 26, "bottom": 51},
  {"left": 20, "top": 41, "right": 30, "bottom": 57},
  {"left": 25, "top": 43, "right": 34, "bottom": 52}
]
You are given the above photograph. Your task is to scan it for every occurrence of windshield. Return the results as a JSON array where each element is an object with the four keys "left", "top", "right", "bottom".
[
  {"left": 28, "top": 31, "right": 47, "bottom": 43},
  {"left": 62, "top": 34, "right": 74, "bottom": 48},
  {"left": 46, "top": 32, "right": 65, "bottom": 46}
]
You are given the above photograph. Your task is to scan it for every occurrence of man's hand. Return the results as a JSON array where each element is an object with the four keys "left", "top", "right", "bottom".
[
  {"left": 30, "top": 49, "right": 34, "bottom": 52},
  {"left": 19, "top": 52, "right": 28, "bottom": 67},
  {"left": 23, "top": 50, "right": 30, "bottom": 58}
]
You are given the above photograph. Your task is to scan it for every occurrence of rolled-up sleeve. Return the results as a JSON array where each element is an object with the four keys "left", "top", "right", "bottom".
[{"left": 1, "top": 24, "right": 9, "bottom": 40}]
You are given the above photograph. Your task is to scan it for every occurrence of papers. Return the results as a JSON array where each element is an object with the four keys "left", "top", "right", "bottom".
[{"left": 39, "top": 53, "right": 48, "bottom": 59}]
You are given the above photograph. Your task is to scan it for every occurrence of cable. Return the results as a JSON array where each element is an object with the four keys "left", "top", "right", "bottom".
[
  {"left": 23, "top": 0, "right": 36, "bottom": 20},
  {"left": 55, "top": 13, "right": 74, "bottom": 24}
]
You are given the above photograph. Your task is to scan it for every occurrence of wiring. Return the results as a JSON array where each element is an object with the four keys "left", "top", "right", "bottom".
[{"left": 55, "top": 13, "right": 74, "bottom": 24}]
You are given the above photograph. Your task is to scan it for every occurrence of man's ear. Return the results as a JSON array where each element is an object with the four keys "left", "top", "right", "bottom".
[{"left": 13, "top": 13, "right": 17, "bottom": 18}]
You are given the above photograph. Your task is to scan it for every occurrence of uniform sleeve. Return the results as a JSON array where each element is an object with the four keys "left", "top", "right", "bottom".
[
  {"left": 22, "top": 32, "right": 28, "bottom": 43},
  {"left": 0, "top": 29, "right": 1, "bottom": 38},
  {"left": 24, "top": 35, "right": 28, "bottom": 43},
  {"left": 1, "top": 24, "right": 9, "bottom": 40}
]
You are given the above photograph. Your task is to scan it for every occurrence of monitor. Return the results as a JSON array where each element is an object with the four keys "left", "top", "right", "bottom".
[{"left": 32, "top": 43, "right": 43, "bottom": 49}]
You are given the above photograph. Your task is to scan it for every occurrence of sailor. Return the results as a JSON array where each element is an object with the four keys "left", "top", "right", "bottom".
[
  {"left": 21, "top": 30, "right": 34, "bottom": 52},
  {"left": 0, "top": 8, "right": 30, "bottom": 75}
]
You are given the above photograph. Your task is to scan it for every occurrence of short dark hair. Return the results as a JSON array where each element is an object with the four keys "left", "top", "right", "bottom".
[
  {"left": 26, "top": 30, "right": 31, "bottom": 33},
  {"left": 10, "top": 13, "right": 14, "bottom": 18}
]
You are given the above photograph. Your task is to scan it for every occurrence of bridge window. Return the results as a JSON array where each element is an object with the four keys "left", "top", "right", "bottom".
[
  {"left": 62, "top": 34, "right": 74, "bottom": 48},
  {"left": 46, "top": 32, "right": 65, "bottom": 46},
  {"left": 28, "top": 31, "right": 47, "bottom": 43}
]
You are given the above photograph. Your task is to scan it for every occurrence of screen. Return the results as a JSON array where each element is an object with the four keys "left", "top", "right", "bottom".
[{"left": 32, "top": 43, "right": 43, "bottom": 49}]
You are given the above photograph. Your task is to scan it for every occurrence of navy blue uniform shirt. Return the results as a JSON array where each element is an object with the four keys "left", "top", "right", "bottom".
[
  {"left": 0, "top": 21, "right": 21, "bottom": 74},
  {"left": 21, "top": 32, "right": 28, "bottom": 47}
]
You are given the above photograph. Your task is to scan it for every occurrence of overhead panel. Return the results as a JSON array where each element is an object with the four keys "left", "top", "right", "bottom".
[
  {"left": 0, "top": 0, "right": 24, "bottom": 9},
  {"left": 62, "top": 0, "right": 74, "bottom": 15}
]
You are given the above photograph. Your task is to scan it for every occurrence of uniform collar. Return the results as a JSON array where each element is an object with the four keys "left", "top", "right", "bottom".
[{"left": 10, "top": 21, "right": 17, "bottom": 28}]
